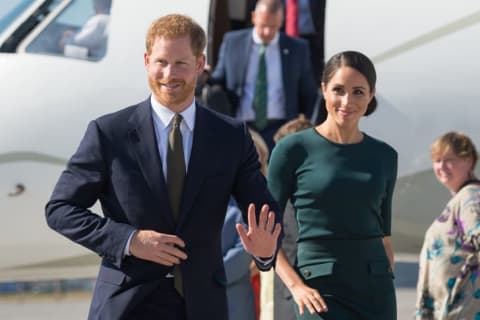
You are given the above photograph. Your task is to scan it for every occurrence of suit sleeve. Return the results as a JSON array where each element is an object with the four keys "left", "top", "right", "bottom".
[
  {"left": 233, "top": 123, "right": 283, "bottom": 271},
  {"left": 298, "top": 41, "right": 319, "bottom": 121},
  {"left": 209, "top": 33, "right": 229, "bottom": 86},
  {"left": 45, "top": 120, "right": 136, "bottom": 268}
]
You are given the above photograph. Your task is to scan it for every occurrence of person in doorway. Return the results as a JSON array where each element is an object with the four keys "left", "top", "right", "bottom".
[
  {"left": 209, "top": 0, "right": 318, "bottom": 151},
  {"left": 60, "top": 0, "right": 112, "bottom": 59}
]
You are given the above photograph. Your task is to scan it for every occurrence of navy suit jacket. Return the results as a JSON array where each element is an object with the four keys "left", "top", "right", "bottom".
[
  {"left": 210, "top": 29, "right": 318, "bottom": 121},
  {"left": 45, "top": 98, "right": 281, "bottom": 320}
]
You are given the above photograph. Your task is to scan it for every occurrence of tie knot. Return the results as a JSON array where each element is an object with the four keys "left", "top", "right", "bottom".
[
  {"left": 172, "top": 113, "right": 183, "bottom": 129},
  {"left": 259, "top": 44, "right": 266, "bottom": 55}
]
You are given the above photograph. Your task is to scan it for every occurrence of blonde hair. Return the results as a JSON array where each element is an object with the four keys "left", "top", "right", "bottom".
[
  {"left": 431, "top": 131, "right": 478, "bottom": 168},
  {"left": 273, "top": 114, "right": 313, "bottom": 144},
  {"left": 145, "top": 14, "right": 206, "bottom": 56},
  {"left": 249, "top": 129, "right": 269, "bottom": 176}
]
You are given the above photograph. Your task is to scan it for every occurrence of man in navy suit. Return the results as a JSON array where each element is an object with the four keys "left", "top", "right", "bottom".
[
  {"left": 209, "top": 0, "right": 318, "bottom": 151},
  {"left": 46, "top": 14, "right": 281, "bottom": 320}
]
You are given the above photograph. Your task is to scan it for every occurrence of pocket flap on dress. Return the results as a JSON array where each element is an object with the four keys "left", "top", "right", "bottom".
[
  {"left": 299, "top": 262, "right": 335, "bottom": 280},
  {"left": 368, "top": 260, "right": 391, "bottom": 275}
]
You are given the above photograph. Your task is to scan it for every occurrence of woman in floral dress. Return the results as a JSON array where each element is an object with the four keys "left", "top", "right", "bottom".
[{"left": 416, "top": 131, "right": 480, "bottom": 319}]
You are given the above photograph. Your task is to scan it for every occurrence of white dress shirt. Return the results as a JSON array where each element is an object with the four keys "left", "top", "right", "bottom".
[
  {"left": 150, "top": 95, "right": 195, "bottom": 178},
  {"left": 237, "top": 30, "right": 286, "bottom": 122}
]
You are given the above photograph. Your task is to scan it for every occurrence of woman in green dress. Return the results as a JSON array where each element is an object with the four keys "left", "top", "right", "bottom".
[{"left": 269, "top": 51, "right": 397, "bottom": 319}]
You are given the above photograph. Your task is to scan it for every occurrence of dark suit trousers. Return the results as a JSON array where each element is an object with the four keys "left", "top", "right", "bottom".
[{"left": 128, "top": 280, "right": 186, "bottom": 320}]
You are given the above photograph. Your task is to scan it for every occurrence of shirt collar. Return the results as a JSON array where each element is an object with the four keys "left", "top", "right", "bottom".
[
  {"left": 150, "top": 95, "right": 196, "bottom": 131},
  {"left": 252, "top": 29, "right": 279, "bottom": 47}
]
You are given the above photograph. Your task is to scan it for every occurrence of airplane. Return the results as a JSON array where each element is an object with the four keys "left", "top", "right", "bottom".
[{"left": 1, "top": 0, "right": 480, "bottom": 282}]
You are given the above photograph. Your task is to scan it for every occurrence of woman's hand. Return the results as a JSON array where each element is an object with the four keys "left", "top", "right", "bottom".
[{"left": 289, "top": 281, "right": 328, "bottom": 315}]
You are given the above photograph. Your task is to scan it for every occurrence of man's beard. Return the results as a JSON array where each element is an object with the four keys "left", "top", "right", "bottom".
[{"left": 149, "top": 78, "right": 196, "bottom": 108}]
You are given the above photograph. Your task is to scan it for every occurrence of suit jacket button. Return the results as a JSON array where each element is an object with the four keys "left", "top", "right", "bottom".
[{"left": 303, "top": 270, "right": 311, "bottom": 277}]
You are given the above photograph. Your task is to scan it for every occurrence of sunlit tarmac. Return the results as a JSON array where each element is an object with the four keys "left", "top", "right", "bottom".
[
  {"left": 0, "top": 254, "right": 419, "bottom": 320},
  {"left": 0, "top": 290, "right": 417, "bottom": 320}
]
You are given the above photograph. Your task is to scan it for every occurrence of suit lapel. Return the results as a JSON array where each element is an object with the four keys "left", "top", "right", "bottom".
[
  {"left": 128, "top": 99, "right": 175, "bottom": 230},
  {"left": 177, "top": 105, "right": 213, "bottom": 228},
  {"left": 280, "top": 34, "right": 292, "bottom": 102}
]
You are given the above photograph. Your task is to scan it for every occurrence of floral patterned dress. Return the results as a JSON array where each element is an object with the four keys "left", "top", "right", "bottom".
[{"left": 416, "top": 183, "right": 480, "bottom": 319}]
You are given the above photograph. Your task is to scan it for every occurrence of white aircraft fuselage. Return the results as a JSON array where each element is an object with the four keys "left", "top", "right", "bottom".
[{"left": 1, "top": 0, "right": 479, "bottom": 279}]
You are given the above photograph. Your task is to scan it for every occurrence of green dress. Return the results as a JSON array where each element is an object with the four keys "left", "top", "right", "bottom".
[{"left": 268, "top": 128, "right": 398, "bottom": 320}]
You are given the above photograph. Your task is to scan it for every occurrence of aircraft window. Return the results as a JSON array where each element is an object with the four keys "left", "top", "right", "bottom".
[
  {"left": 25, "top": 0, "right": 112, "bottom": 61},
  {"left": 0, "top": 0, "right": 36, "bottom": 34}
]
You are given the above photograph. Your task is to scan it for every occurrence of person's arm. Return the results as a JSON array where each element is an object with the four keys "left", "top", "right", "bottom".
[
  {"left": 457, "top": 186, "right": 480, "bottom": 251},
  {"left": 46, "top": 120, "right": 187, "bottom": 268},
  {"left": 72, "top": 15, "right": 108, "bottom": 48},
  {"left": 208, "top": 32, "right": 229, "bottom": 85},
  {"left": 45, "top": 120, "right": 136, "bottom": 269},
  {"left": 381, "top": 147, "right": 398, "bottom": 271},
  {"left": 208, "top": 33, "right": 229, "bottom": 88},
  {"left": 267, "top": 135, "right": 326, "bottom": 314},
  {"left": 233, "top": 123, "right": 283, "bottom": 270},
  {"left": 383, "top": 236, "right": 394, "bottom": 272},
  {"left": 275, "top": 250, "right": 327, "bottom": 315},
  {"left": 297, "top": 40, "right": 318, "bottom": 120}
]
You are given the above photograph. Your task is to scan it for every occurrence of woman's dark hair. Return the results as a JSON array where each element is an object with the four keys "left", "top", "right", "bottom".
[{"left": 318, "top": 51, "right": 377, "bottom": 122}]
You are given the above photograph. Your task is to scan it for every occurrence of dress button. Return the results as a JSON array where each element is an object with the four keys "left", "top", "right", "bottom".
[{"left": 303, "top": 270, "right": 311, "bottom": 277}]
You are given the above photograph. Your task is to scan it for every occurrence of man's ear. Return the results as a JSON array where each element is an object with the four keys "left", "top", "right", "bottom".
[
  {"left": 196, "top": 55, "right": 206, "bottom": 74},
  {"left": 144, "top": 52, "right": 149, "bottom": 67},
  {"left": 251, "top": 11, "right": 256, "bottom": 26}
]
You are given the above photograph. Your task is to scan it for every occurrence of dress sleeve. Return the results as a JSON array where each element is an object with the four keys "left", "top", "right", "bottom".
[
  {"left": 380, "top": 148, "right": 398, "bottom": 236},
  {"left": 457, "top": 187, "right": 480, "bottom": 252},
  {"left": 267, "top": 137, "right": 297, "bottom": 213}
]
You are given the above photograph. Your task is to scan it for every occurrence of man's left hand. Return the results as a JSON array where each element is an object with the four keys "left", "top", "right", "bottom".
[{"left": 236, "top": 203, "right": 281, "bottom": 258}]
